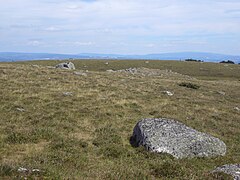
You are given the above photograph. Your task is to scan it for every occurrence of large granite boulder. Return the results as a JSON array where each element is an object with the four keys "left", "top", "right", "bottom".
[
  {"left": 130, "top": 118, "right": 226, "bottom": 159},
  {"left": 55, "top": 62, "right": 75, "bottom": 70},
  {"left": 213, "top": 164, "right": 240, "bottom": 180}
]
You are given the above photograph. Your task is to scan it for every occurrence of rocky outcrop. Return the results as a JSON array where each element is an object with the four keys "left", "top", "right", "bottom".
[
  {"left": 106, "top": 67, "right": 194, "bottom": 79},
  {"left": 130, "top": 118, "right": 226, "bottom": 159},
  {"left": 213, "top": 164, "right": 240, "bottom": 180},
  {"left": 55, "top": 62, "right": 75, "bottom": 70}
]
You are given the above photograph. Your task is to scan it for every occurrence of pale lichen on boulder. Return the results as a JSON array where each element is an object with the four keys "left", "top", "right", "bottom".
[
  {"left": 130, "top": 118, "right": 226, "bottom": 159},
  {"left": 213, "top": 164, "right": 240, "bottom": 180},
  {"left": 55, "top": 62, "right": 75, "bottom": 70}
]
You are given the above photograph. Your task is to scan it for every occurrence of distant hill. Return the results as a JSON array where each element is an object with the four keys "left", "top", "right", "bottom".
[
  {"left": 0, "top": 52, "right": 89, "bottom": 62},
  {"left": 0, "top": 52, "right": 240, "bottom": 63}
]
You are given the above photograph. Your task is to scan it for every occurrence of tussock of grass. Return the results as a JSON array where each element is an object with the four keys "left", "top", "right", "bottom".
[
  {"left": 179, "top": 82, "right": 200, "bottom": 89},
  {"left": 0, "top": 61, "right": 239, "bottom": 179}
]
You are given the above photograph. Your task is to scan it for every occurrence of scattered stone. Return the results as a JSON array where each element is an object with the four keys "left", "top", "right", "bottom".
[
  {"left": 106, "top": 69, "right": 115, "bottom": 73},
  {"left": 130, "top": 118, "right": 226, "bottom": 159},
  {"left": 106, "top": 67, "right": 194, "bottom": 79},
  {"left": 55, "top": 62, "right": 75, "bottom": 70},
  {"left": 32, "top": 169, "right": 40, "bottom": 173},
  {"left": 145, "top": 61, "right": 149, "bottom": 64},
  {"left": 105, "top": 62, "right": 109, "bottom": 65},
  {"left": 46, "top": 66, "right": 55, "bottom": 69},
  {"left": 16, "top": 108, "right": 25, "bottom": 112},
  {"left": 18, "top": 167, "right": 28, "bottom": 173},
  {"left": 162, "top": 91, "right": 174, "bottom": 96},
  {"left": 234, "top": 107, "right": 240, "bottom": 111},
  {"left": 17, "top": 167, "right": 41, "bottom": 174},
  {"left": 74, "top": 71, "right": 87, "bottom": 76},
  {"left": 63, "top": 92, "right": 73, "bottom": 96},
  {"left": 118, "top": 67, "right": 138, "bottom": 74},
  {"left": 213, "top": 164, "right": 240, "bottom": 180},
  {"left": 31, "top": 65, "right": 39, "bottom": 68},
  {"left": 218, "top": 91, "right": 226, "bottom": 95}
]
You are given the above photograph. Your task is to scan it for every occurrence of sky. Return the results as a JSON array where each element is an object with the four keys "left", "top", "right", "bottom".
[{"left": 0, "top": 0, "right": 240, "bottom": 55}]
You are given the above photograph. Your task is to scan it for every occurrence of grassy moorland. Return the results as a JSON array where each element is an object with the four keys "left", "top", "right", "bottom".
[{"left": 0, "top": 60, "right": 239, "bottom": 179}]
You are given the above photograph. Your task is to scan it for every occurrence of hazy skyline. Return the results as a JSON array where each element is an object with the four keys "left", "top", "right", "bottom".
[{"left": 1, "top": 0, "right": 240, "bottom": 55}]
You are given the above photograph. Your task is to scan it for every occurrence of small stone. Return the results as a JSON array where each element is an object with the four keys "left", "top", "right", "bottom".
[
  {"left": 234, "top": 107, "right": 240, "bottom": 111},
  {"left": 16, "top": 108, "right": 25, "bottom": 112},
  {"left": 63, "top": 92, "right": 73, "bottom": 96},
  {"left": 47, "top": 66, "right": 55, "bottom": 69},
  {"left": 74, "top": 72, "right": 87, "bottom": 76},
  {"left": 18, "top": 167, "right": 28, "bottom": 173},
  {"left": 163, "top": 91, "right": 174, "bottom": 96},
  {"left": 32, "top": 169, "right": 40, "bottom": 172},
  {"left": 218, "top": 91, "right": 226, "bottom": 95},
  {"left": 31, "top": 65, "right": 39, "bottom": 68}
]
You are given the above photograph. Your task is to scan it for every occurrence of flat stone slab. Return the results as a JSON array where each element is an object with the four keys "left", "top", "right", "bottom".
[
  {"left": 130, "top": 118, "right": 226, "bottom": 159},
  {"left": 213, "top": 164, "right": 240, "bottom": 180}
]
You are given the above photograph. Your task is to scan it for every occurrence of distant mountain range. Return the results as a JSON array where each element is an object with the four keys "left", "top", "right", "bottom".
[{"left": 0, "top": 52, "right": 240, "bottom": 63}]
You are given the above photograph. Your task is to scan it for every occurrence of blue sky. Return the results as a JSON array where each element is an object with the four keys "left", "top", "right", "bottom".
[{"left": 0, "top": 0, "right": 240, "bottom": 55}]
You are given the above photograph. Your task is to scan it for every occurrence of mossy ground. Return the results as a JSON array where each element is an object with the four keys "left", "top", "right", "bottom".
[{"left": 0, "top": 60, "right": 239, "bottom": 179}]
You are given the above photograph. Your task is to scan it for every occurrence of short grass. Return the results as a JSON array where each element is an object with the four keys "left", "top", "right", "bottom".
[{"left": 0, "top": 60, "right": 239, "bottom": 179}]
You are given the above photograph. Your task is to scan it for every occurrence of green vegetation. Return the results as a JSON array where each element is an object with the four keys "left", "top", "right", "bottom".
[
  {"left": 185, "top": 59, "right": 203, "bottom": 62},
  {"left": 0, "top": 60, "right": 239, "bottom": 179},
  {"left": 179, "top": 82, "right": 200, "bottom": 89}
]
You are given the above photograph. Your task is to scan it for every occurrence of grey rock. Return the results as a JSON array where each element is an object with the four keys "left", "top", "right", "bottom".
[
  {"left": 55, "top": 62, "right": 75, "bottom": 70},
  {"left": 213, "top": 164, "right": 240, "bottom": 180},
  {"left": 130, "top": 118, "right": 226, "bottom": 159},
  {"left": 63, "top": 92, "right": 73, "bottom": 96},
  {"left": 234, "top": 107, "right": 240, "bottom": 112},
  {"left": 74, "top": 71, "right": 87, "bottom": 76},
  {"left": 31, "top": 64, "right": 40, "bottom": 68},
  {"left": 108, "top": 67, "right": 194, "bottom": 79},
  {"left": 32, "top": 169, "right": 40, "bottom": 173},
  {"left": 218, "top": 91, "right": 226, "bottom": 95},
  {"left": 18, "top": 167, "right": 28, "bottom": 173},
  {"left": 106, "top": 69, "right": 115, "bottom": 73},
  {"left": 16, "top": 108, "right": 25, "bottom": 112},
  {"left": 46, "top": 66, "right": 55, "bottom": 69},
  {"left": 162, "top": 91, "right": 174, "bottom": 96}
]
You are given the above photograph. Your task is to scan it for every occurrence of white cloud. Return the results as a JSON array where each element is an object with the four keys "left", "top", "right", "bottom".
[
  {"left": 57, "top": 41, "right": 96, "bottom": 46},
  {"left": 44, "top": 26, "right": 62, "bottom": 32},
  {"left": 146, "top": 43, "right": 155, "bottom": 48},
  {"left": 27, "top": 40, "right": 43, "bottom": 46},
  {"left": 0, "top": 0, "right": 240, "bottom": 54}
]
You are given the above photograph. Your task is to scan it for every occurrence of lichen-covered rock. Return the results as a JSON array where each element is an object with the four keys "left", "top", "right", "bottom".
[
  {"left": 213, "top": 164, "right": 240, "bottom": 180},
  {"left": 130, "top": 118, "right": 226, "bottom": 159},
  {"left": 55, "top": 62, "right": 75, "bottom": 70}
]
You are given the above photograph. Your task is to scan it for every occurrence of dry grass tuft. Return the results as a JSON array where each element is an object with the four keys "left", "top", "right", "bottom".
[{"left": 0, "top": 60, "right": 239, "bottom": 179}]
